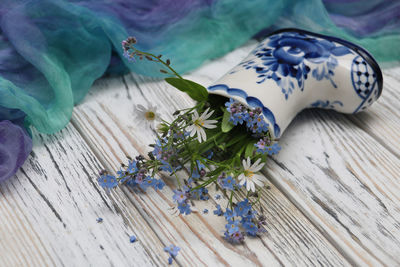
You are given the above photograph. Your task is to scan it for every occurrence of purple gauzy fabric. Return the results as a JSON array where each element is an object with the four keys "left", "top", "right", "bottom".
[
  {"left": 323, "top": 0, "right": 400, "bottom": 37},
  {"left": 0, "top": 120, "right": 32, "bottom": 181}
]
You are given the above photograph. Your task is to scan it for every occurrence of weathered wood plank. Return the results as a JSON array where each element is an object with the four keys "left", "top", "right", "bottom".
[
  {"left": 262, "top": 68, "right": 400, "bottom": 266},
  {"left": 347, "top": 67, "right": 400, "bottom": 157},
  {"left": 71, "top": 68, "right": 349, "bottom": 266},
  {"left": 0, "top": 124, "right": 170, "bottom": 266}
]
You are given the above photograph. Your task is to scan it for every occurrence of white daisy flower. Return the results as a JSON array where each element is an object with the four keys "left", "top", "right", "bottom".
[
  {"left": 186, "top": 108, "right": 217, "bottom": 143},
  {"left": 238, "top": 157, "right": 265, "bottom": 192},
  {"left": 134, "top": 103, "right": 161, "bottom": 129}
]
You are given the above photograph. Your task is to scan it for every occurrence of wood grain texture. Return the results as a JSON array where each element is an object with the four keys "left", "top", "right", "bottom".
[
  {"left": 264, "top": 67, "right": 400, "bottom": 266},
  {"left": 71, "top": 67, "right": 349, "bottom": 266},
  {"left": 0, "top": 125, "right": 170, "bottom": 266}
]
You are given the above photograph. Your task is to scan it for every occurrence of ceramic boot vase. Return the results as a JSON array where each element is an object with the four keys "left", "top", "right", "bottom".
[{"left": 208, "top": 29, "right": 383, "bottom": 138}]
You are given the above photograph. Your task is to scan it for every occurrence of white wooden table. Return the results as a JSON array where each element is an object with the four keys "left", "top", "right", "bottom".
[{"left": 1, "top": 41, "right": 400, "bottom": 267}]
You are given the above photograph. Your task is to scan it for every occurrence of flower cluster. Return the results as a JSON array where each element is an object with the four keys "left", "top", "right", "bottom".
[
  {"left": 96, "top": 37, "right": 282, "bottom": 244},
  {"left": 214, "top": 199, "right": 267, "bottom": 242},
  {"left": 97, "top": 156, "right": 165, "bottom": 191},
  {"left": 225, "top": 99, "right": 281, "bottom": 156},
  {"left": 97, "top": 99, "right": 278, "bottom": 242},
  {"left": 225, "top": 99, "right": 268, "bottom": 133},
  {"left": 255, "top": 138, "right": 281, "bottom": 155}
]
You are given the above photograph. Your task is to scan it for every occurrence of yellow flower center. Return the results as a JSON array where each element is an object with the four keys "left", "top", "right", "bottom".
[
  {"left": 194, "top": 119, "right": 204, "bottom": 127},
  {"left": 244, "top": 170, "right": 254, "bottom": 178},
  {"left": 145, "top": 111, "right": 155, "bottom": 120}
]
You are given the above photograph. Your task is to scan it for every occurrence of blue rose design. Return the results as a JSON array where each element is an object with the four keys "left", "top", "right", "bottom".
[{"left": 240, "top": 32, "right": 352, "bottom": 99}]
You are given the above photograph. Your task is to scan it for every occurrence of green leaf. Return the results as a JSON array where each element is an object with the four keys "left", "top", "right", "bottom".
[
  {"left": 206, "top": 166, "right": 226, "bottom": 178},
  {"left": 221, "top": 109, "right": 234, "bottom": 133},
  {"left": 225, "top": 133, "right": 247, "bottom": 147},
  {"left": 165, "top": 77, "right": 208, "bottom": 102},
  {"left": 245, "top": 142, "right": 256, "bottom": 158}
]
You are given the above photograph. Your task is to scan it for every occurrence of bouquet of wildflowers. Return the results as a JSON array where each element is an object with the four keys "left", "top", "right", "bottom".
[{"left": 98, "top": 37, "right": 281, "bottom": 244}]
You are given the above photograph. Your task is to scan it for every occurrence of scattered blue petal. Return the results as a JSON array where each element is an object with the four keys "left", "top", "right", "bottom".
[{"left": 164, "top": 244, "right": 181, "bottom": 257}]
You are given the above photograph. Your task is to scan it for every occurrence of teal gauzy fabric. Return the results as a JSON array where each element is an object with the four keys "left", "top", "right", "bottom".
[{"left": 0, "top": 0, "right": 399, "bottom": 181}]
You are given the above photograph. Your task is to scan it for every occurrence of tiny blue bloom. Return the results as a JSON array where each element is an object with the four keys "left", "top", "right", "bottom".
[
  {"left": 259, "top": 121, "right": 269, "bottom": 133},
  {"left": 226, "top": 230, "right": 244, "bottom": 243},
  {"left": 199, "top": 188, "right": 209, "bottom": 201},
  {"left": 234, "top": 199, "right": 252, "bottom": 217},
  {"left": 173, "top": 190, "right": 187, "bottom": 203},
  {"left": 215, "top": 194, "right": 221, "bottom": 200},
  {"left": 203, "top": 209, "right": 209, "bottom": 214},
  {"left": 231, "top": 112, "right": 248, "bottom": 125},
  {"left": 225, "top": 98, "right": 235, "bottom": 111},
  {"left": 266, "top": 143, "right": 281, "bottom": 155},
  {"left": 242, "top": 221, "right": 258, "bottom": 236},
  {"left": 154, "top": 179, "right": 165, "bottom": 190},
  {"left": 168, "top": 257, "right": 173, "bottom": 265},
  {"left": 98, "top": 174, "right": 118, "bottom": 189},
  {"left": 164, "top": 244, "right": 181, "bottom": 257},
  {"left": 127, "top": 160, "right": 138, "bottom": 174},
  {"left": 130, "top": 235, "right": 137, "bottom": 243},
  {"left": 223, "top": 209, "right": 236, "bottom": 221},
  {"left": 225, "top": 220, "right": 240, "bottom": 234},
  {"left": 96, "top": 217, "right": 103, "bottom": 223},
  {"left": 213, "top": 204, "right": 223, "bottom": 216},
  {"left": 177, "top": 202, "right": 192, "bottom": 215},
  {"left": 191, "top": 187, "right": 209, "bottom": 201},
  {"left": 251, "top": 114, "right": 263, "bottom": 127},
  {"left": 221, "top": 175, "right": 236, "bottom": 190},
  {"left": 255, "top": 139, "right": 267, "bottom": 154},
  {"left": 139, "top": 176, "right": 156, "bottom": 190},
  {"left": 117, "top": 167, "right": 131, "bottom": 183}
]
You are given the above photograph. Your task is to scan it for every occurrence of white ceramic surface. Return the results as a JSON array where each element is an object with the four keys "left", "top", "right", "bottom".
[{"left": 208, "top": 29, "right": 383, "bottom": 137}]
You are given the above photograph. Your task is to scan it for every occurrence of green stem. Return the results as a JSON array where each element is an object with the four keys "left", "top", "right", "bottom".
[{"left": 128, "top": 45, "right": 184, "bottom": 79}]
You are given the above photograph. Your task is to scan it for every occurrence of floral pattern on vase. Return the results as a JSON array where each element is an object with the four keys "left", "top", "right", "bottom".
[
  {"left": 310, "top": 100, "right": 344, "bottom": 109},
  {"left": 237, "top": 32, "right": 353, "bottom": 99},
  {"left": 208, "top": 29, "right": 383, "bottom": 138}
]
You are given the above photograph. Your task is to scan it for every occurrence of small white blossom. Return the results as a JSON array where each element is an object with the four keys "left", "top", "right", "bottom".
[
  {"left": 238, "top": 157, "right": 265, "bottom": 192},
  {"left": 186, "top": 108, "right": 217, "bottom": 143},
  {"left": 134, "top": 104, "right": 161, "bottom": 129}
]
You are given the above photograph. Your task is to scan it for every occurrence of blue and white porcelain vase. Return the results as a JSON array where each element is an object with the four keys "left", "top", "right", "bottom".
[{"left": 208, "top": 29, "right": 383, "bottom": 138}]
